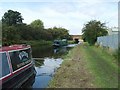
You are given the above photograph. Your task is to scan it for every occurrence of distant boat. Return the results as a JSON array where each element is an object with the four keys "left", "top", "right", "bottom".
[{"left": 53, "top": 39, "right": 68, "bottom": 47}]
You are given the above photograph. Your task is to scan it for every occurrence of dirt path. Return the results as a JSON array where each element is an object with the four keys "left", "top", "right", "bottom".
[
  {"left": 48, "top": 44, "right": 118, "bottom": 88},
  {"left": 48, "top": 44, "right": 95, "bottom": 88}
]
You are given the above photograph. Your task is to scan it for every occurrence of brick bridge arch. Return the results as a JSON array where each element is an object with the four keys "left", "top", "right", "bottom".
[{"left": 71, "top": 35, "right": 82, "bottom": 41}]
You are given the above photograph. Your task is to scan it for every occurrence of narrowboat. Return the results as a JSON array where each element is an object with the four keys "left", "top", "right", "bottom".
[
  {"left": 0, "top": 44, "right": 36, "bottom": 88},
  {"left": 53, "top": 39, "right": 68, "bottom": 47}
]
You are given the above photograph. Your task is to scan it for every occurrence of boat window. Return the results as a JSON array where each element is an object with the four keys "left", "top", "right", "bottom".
[
  {"left": 56, "top": 42, "right": 59, "bottom": 44},
  {"left": 9, "top": 48, "right": 32, "bottom": 71},
  {"left": 0, "top": 52, "right": 10, "bottom": 78}
]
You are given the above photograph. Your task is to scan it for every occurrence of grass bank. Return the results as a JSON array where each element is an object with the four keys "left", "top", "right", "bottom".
[
  {"left": 3, "top": 40, "right": 52, "bottom": 47},
  {"left": 48, "top": 43, "right": 118, "bottom": 88},
  {"left": 68, "top": 40, "right": 75, "bottom": 44},
  {"left": 19, "top": 40, "right": 52, "bottom": 47}
]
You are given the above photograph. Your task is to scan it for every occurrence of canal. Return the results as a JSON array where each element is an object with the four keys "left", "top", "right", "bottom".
[{"left": 30, "top": 44, "right": 77, "bottom": 88}]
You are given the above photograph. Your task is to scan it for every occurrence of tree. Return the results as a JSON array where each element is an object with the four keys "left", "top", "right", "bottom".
[
  {"left": 17, "top": 24, "right": 34, "bottom": 40},
  {"left": 30, "top": 19, "right": 44, "bottom": 30},
  {"left": 2, "top": 24, "right": 21, "bottom": 45},
  {"left": 48, "top": 27, "right": 70, "bottom": 40},
  {"left": 2, "top": 10, "right": 23, "bottom": 26},
  {"left": 2, "top": 10, "right": 70, "bottom": 45},
  {"left": 82, "top": 20, "right": 108, "bottom": 45}
]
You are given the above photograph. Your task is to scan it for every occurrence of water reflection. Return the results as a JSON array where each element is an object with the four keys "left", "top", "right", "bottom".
[
  {"left": 53, "top": 48, "right": 59, "bottom": 53},
  {"left": 32, "top": 45, "right": 69, "bottom": 59},
  {"left": 32, "top": 46, "right": 54, "bottom": 58},
  {"left": 34, "top": 59, "right": 44, "bottom": 67},
  {"left": 31, "top": 44, "right": 77, "bottom": 88},
  {"left": 66, "top": 44, "right": 78, "bottom": 48},
  {"left": 32, "top": 58, "right": 63, "bottom": 88},
  {"left": 33, "top": 75, "right": 52, "bottom": 88}
]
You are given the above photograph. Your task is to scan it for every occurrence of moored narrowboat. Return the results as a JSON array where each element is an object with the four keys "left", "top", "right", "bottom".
[
  {"left": 0, "top": 44, "right": 36, "bottom": 88},
  {"left": 53, "top": 39, "right": 68, "bottom": 47}
]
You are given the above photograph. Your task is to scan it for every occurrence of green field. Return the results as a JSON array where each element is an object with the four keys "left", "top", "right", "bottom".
[{"left": 48, "top": 43, "right": 118, "bottom": 88}]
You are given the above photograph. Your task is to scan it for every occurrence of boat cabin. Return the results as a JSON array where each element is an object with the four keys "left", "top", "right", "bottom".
[
  {"left": 0, "top": 44, "right": 36, "bottom": 88},
  {"left": 53, "top": 39, "right": 68, "bottom": 47}
]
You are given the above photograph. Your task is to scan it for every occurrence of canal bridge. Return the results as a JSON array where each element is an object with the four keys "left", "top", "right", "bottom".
[{"left": 70, "top": 35, "right": 83, "bottom": 43}]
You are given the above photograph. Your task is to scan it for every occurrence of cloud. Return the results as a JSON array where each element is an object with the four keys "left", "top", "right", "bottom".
[
  {"left": 0, "top": 0, "right": 119, "bottom": 2},
  {"left": 0, "top": 1, "right": 118, "bottom": 34}
]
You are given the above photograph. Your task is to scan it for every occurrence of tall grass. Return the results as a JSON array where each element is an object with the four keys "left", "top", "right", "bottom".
[{"left": 112, "top": 47, "right": 120, "bottom": 63}]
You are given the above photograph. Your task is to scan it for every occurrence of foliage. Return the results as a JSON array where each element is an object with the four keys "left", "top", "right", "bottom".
[
  {"left": 2, "top": 10, "right": 23, "bottom": 26},
  {"left": 2, "top": 24, "right": 21, "bottom": 45},
  {"left": 82, "top": 20, "right": 108, "bottom": 45},
  {"left": 30, "top": 19, "right": 44, "bottom": 30},
  {"left": 47, "top": 26, "right": 70, "bottom": 40},
  {"left": 68, "top": 40, "right": 75, "bottom": 44},
  {"left": 2, "top": 10, "right": 70, "bottom": 46}
]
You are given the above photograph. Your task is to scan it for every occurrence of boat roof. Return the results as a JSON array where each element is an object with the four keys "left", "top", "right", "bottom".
[{"left": 0, "top": 44, "right": 31, "bottom": 52}]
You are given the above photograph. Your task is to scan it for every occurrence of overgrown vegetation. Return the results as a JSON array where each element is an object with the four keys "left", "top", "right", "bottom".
[
  {"left": 2, "top": 10, "right": 71, "bottom": 46},
  {"left": 112, "top": 47, "right": 120, "bottom": 63}
]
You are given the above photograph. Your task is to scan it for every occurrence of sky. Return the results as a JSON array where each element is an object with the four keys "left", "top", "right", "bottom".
[{"left": 0, "top": 0, "right": 119, "bottom": 35}]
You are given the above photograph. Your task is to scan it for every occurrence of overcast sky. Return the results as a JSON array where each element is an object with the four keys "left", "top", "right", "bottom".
[{"left": 0, "top": 0, "right": 119, "bottom": 35}]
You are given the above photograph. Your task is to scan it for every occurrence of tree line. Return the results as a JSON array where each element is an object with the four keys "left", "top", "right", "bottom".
[
  {"left": 2, "top": 10, "right": 109, "bottom": 46},
  {"left": 2, "top": 10, "right": 71, "bottom": 46}
]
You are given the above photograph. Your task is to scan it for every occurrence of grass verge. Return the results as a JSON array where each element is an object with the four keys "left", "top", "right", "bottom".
[
  {"left": 48, "top": 43, "right": 118, "bottom": 88},
  {"left": 19, "top": 40, "right": 52, "bottom": 47}
]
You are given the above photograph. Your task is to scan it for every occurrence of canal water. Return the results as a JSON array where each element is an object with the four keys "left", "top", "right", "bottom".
[{"left": 31, "top": 44, "right": 77, "bottom": 88}]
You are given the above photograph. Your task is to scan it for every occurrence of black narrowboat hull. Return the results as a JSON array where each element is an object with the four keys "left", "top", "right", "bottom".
[
  {"left": 2, "top": 65, "right": 36, "bottom": 88},
  {"left": 0, "top": 45, "right": 36, "bottom": 89}
]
